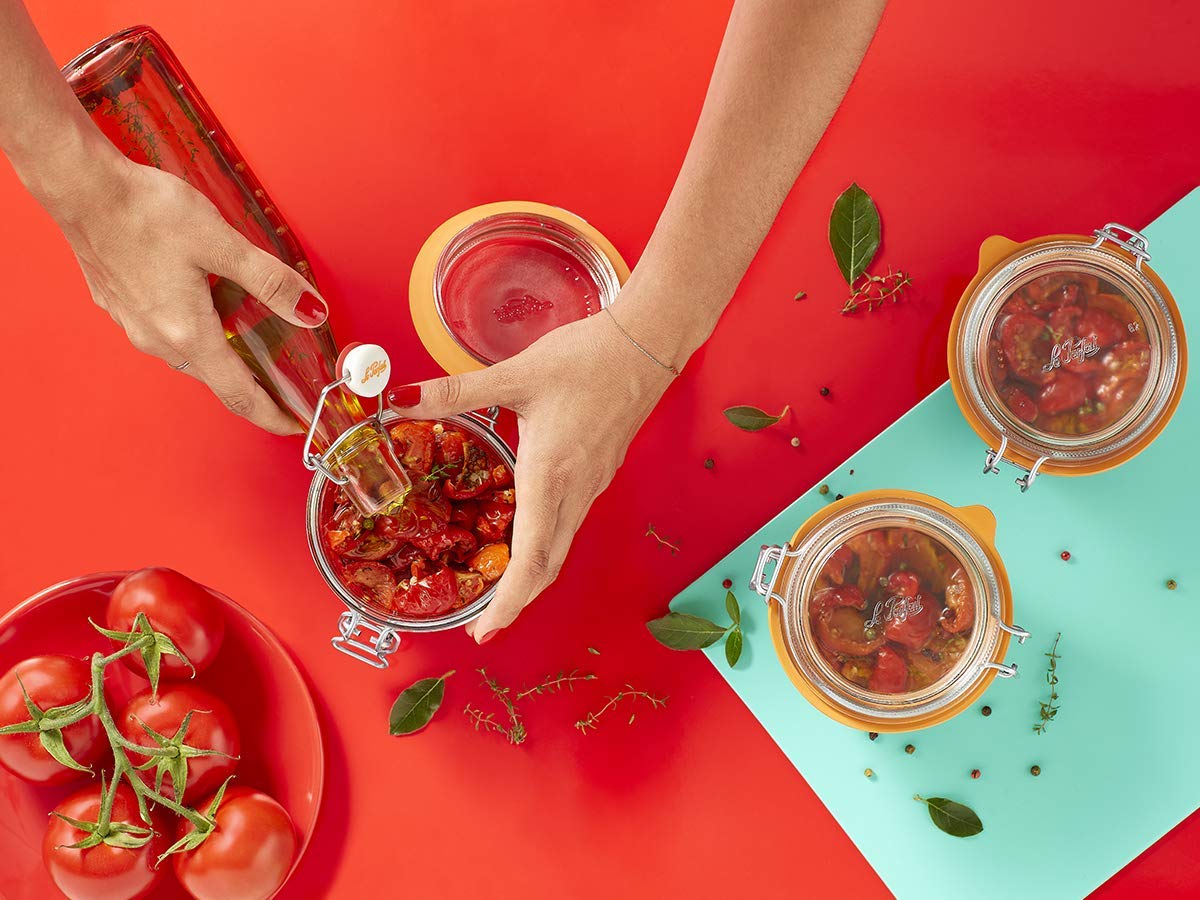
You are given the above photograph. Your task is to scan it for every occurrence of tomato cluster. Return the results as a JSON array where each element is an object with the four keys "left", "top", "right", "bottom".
[
  {"left": 323, "top": 419, "right": 515, "bottom": 618},
  {"left": 989, "top": 271, "right": 1150, "bottom": 435},
  {"left": 0, "top": 568, "right": 296, "bottom": 900},
  {"left": 810, "top": 528, "right": 974, "bottom": 695}
]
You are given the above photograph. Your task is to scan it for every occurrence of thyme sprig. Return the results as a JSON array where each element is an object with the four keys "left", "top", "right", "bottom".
[
  {"left": 465, "top": 668, "right": 527, "bottom": 745},
  {"left": 575, "top": 686, "right": 668, "bottom": 734},
  {"left": 646, "top": 524, "right": 681, "bottom": 555},
  {"left": 1034, "top": 632, "right": 1062, "bottom": 735},
  {"left": 841, "top": 268, "right": 913, "bottom": 314},
  {"left": 515, "top": 669, "right": 597, "bottom": 700},
  {"left": 464, "top": 668, "right": 599, "bottom": 745},
  {"left": 423, "top": 462, "right": 459, "bottom": 482}
]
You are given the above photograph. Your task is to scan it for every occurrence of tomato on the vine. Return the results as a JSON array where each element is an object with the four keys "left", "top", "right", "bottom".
[
  {"left": 173, "top": 786, "right": 296, "bottom": 900},
  {"left": 0, "top": 655, "right": 105, "bottom": 785},
  {"left": 118, "top": 684, "right": 241, "bottom": 804},
  {"left": 43, "top": 782, "right": 170, "bottom": 900},
  {"left": 106, "top": 568, "right": 225, "bottom": 679}
]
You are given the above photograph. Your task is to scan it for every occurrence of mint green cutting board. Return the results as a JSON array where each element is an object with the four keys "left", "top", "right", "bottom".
[{"left": 671, "top": 188, "right": 1199, "bottom": 900}]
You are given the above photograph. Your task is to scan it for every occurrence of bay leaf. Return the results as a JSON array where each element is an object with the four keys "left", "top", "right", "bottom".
[
  {"left": 389, "top": 671, "right": 454, "bottom": 736},
  {"left": 828, "top": 182, "right": 881, "bottom": 285},
  {"left": 647, "top": 612, "right": 728, "bottom": 650},
  {"left": 725, "top": 629, "right": 743, "bottom": 667},
  {"left": 723, "top": 405, "right": 789, "bottom": 432},
  {"left": 913, "top": 795, "right": 983, "bottom": 837},
  {"left": 725, "top": 591, "right": 741, "bottom": 626}
]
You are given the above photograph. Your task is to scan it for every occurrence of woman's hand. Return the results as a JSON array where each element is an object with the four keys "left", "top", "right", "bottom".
[
  {"left": 56, "top": 158, "right": 328, "bottom": 435},
  {"left": 387, "top": 302, "right": 676, "bottom": 642}
]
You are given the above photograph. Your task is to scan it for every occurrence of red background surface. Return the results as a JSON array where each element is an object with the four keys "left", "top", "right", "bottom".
[{"left": 2, "top": 1, "right": 1198, "bottom": 897}]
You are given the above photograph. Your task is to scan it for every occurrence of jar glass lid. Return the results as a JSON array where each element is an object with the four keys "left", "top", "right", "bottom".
[
  {"left": 778, "top": 500, "right": 1003, "bottom": 721},
  {"left": 410, "top": 202, "right": 630, "bottom": 376}
]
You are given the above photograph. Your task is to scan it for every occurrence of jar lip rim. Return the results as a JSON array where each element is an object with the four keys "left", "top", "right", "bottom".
[
  {"left": 430, "top": 210, "right": 621, "bottom": 366},
  {"left": 776, "top": 498, "right": 1005, "bottom": 719},
  {"left": 956, "top": 238, "right": 1183, "bottom": 464},
  {"left": 306, "top": 410, "right": 517, "bottom": 632}
]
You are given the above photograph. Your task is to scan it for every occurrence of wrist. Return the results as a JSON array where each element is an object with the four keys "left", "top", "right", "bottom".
[
  {"left": 610, "top": 262, "right": 729, "bottom": 370},
  {"left": 10, "top": 118, "right": 128, "bottom": 227}
]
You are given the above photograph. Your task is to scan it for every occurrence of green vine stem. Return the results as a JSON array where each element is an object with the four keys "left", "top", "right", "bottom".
[
  {"left": 0, "top": 628, "right": 215, "bottom": 835},
  {"left": 86, "top": 641, "right": 213, "bottom": 831}
]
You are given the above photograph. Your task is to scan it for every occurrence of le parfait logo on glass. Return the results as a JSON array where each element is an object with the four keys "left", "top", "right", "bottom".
[
  {"left": 864, "top": 593, "right": 925, "bottom": 631},
  {"left": 1042, "top": 320, "right": 1140, "bottom": 374}
]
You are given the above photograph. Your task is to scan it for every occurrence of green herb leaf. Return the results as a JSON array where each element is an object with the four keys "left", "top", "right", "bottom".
[
  {"left": 389, "top": 671, "right": 454, "bottom": 736},
  {"left": 724, "top": 629, "right": 743, "bottom": 667},
  {"left": 725, "top": 591, "right": 740, "bottom": 626},
  {"left": 723, "top": 405, "right": 789, "bottom": 432},
  {"left": 828, "top": 182, "right": 881, "bottom": 286},
  {"left": 39, "top": 727, "right": 93, "bottom": 774},
  {"left": 913, "top": 795, "right": 983, "bottom": 837},
  {"left": 647, "top": 612, "right": 728, "bottom": 650}
]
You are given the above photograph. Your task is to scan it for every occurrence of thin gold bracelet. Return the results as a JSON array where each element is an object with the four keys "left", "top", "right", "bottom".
[{"left": 603, "top": 307, "right": 681, "bottom": 377}]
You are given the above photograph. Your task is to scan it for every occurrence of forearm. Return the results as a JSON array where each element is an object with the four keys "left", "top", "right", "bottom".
[
  {"left": 0, "top": 0, "right": 124, "bottom": 221},
  {"left": 619, "top": 0, "right": 886, "bottom": 364}
]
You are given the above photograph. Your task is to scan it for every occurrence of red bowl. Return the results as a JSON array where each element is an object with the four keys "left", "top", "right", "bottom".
[{"left": 0, "top": 572, "right": 324, "bottom": 899}]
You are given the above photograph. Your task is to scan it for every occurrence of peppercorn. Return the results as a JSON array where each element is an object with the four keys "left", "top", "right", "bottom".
[
  {"left": 820, "top": 387, "right": 831, "bottom": 397},
  {"left": 818, "top": 484, "right": 830, "bottom": 495},
  {"left": 970, "top": 769, "right": 981, "bottom": 779},
  {"left": 722, "top": 578, "right": 732, "bottom": 590},
  {"left": 1167, "top": 579, "right": 1178, "bottom": 590},
  {"left": 868, "top": 732, "right": 879, "bottom": 741},
  {"left": 704, "top": 458, "right": 715, "bottom": 469},
  {"left": 1030, "top": 765, "right": 1042, "bottom": 776},
  {"left": 981, "top": 705, "right": 992, "bottom": 717},
  {"left": 791, "top": 437, "right": 800, "bottom": 447},
  {"left": 835, "top": 494, "right": 844, "bottom": 501},
  {"left": 904, "top": 744, "right": 915, "bottom": 755},
  {"left": 849, "top": 469, "right": 855, "bottom": 475},
  {"left": 1060, "top": 550, "right": 1071, "bottom": 561},
  {"left": 864, "top": 768, "right": 874, "bottom": 778}
]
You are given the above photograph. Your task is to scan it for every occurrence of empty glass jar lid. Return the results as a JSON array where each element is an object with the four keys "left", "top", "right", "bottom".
[{"left": 410, "top": 202, "right": 630, "bottom": 374}]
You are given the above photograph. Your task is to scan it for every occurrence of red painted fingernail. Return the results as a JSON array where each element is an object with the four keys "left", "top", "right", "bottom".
[
  {"left": 295, "top": 291, "right": 328, "bottom": 326},
  {"left": 477, "top": 629, "right": 499, "bottom": 645},
  {"left": 386, "top": 384, "right": 421, "bottom": 408}
]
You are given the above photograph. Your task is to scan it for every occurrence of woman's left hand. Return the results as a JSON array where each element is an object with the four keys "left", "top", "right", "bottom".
[{"left": 387, "top": 301, "right": 676, "bottom": 643}]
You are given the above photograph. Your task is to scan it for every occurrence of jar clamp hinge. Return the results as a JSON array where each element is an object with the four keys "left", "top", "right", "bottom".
[
  {"left": 331, "top": 610, "right": 400, "bottom": 669},
  {"left": 750, "top": 543, "right": 802, "bottom": 605},
  {"left": 1092, "top": 223, "right": 1151, "bottom": 271},
  {"left": 983, "top": 433, "right": 1052, "bottom": 492},
  {"left": 982, "top": 620, "right": 1031, "bottom": 678}
]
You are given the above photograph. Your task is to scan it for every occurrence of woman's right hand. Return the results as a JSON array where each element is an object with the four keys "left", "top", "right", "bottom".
[{"left": 56, "top": 157, "right": 328, "bottom": 435}]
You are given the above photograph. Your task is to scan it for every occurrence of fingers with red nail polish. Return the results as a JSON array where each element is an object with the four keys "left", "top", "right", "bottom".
[
  {"left": 294, "top": 291, "right": 328, "bottom": 326},
  {"left": 386, "top": 384, "right": 422, "bottom": 408}
]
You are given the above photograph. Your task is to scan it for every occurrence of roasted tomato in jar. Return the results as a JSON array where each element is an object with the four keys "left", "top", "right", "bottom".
[
  {"left": 989, "top": 271, "right": 1149, "bottom": 436},
  {"left": 322, "top": 420, "right": 515, "bottom": 619},
  {"left": 810, "top": 527, "right": 976, "bottom": 696}
]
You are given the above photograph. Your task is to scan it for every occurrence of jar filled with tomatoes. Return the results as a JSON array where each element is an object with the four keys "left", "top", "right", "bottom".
[
  {"left": 308, "top": 408, "right": 516, "bottom": 667},
  {"left": 950, "top": 223, "right": 1187, "bottom": 490},
  {"left": 751, "top": 490, "right": 1027, "bottom": 733}
]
